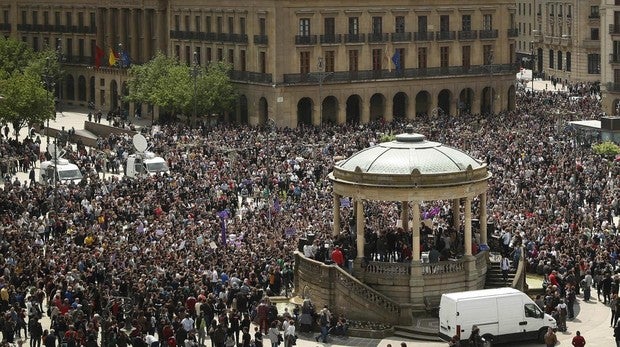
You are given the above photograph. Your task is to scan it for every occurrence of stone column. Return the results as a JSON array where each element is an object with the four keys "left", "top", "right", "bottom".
[
  {"left": 356, "top": 199, "right": 365, "bottom": 259},
  {"left": 106, "top": 8, "right": 114, "bottom": 48},
  {"left": 480, "top": 192, "right": 488, "bottom": 245},
  {"left": 361, "top": 99, "right": 370, "bottom": 124},
  {"left": 464, "top": 197, "right": 472, "bottom": 256},
  {"left": 452, "top": 198, "right": 460, "bottom": 230},
  {"left": 384, "top": 96, "right": 394, "bottom": 122},
  {"left": 400, "top": 201, "right": 409, "bottom": 232},
  {"left": 130, "top": 9, "right": 138, "bottom": 63},
  {"left": 412, "top": 201, "right": 420, "bottom": 261},
  {"left": 333, "top": 193, "right": 341, "bottom": 237},
  {"left": 472, "top": 93, "right": 482, "bottom": 115},
  {"left": 337, "top": 100, "right": 346, "bottom": 125}
]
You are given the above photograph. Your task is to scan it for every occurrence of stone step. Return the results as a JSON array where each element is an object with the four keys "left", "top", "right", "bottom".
[{"left": 393, "top": 325, "right": 443, "bottom": 342}]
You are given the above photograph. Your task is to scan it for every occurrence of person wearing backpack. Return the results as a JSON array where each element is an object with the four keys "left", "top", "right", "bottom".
[
  {"left": 314, "top": 306, "right": 330, "bottom": 343},
  {"left": 556, "top": 300, "right": 568, "bottom": 332}
]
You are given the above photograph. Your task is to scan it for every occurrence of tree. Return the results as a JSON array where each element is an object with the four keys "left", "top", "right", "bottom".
[
  {"left": 195, "top": 61, "right": 237, "bottom": 121},
  {"left": 592, "top": 141, "right": 620, "bottom": 158},
  {"left": 0, "top": 71, "right": 53, "bottom": 141},
  {"left": 0, "top": 36, "right": 34, "bottom": 75}
]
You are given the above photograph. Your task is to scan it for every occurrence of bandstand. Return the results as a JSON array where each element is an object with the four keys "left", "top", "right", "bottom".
[{"left": 294, "top": 125, "right": 492, "bottom": 325}]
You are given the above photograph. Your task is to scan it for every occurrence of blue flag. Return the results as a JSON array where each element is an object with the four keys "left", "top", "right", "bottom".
[
  {"left": 391, "top": 50, "right": 401, "bottom": 71},
  {"left": 120, "top": 50, "right": 131, "bottom": 68}
]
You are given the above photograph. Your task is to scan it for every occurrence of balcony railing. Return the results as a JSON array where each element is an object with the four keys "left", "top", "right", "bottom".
[
  {"left": 458, "top": 30, "right": 477, "bottom": 40},
  {"left": 282, "top": 63, "right": 519, "bottom": 84},
  {"left": 367, "top": 32, "right": 389, "bottom": 43},
  {"left": 254, "top": 34, "right": 268, "bottom": 45},
  {"left": 295, "top": 35, "right": 317, "bottom": 45},
  {"left": 230, "top": 34, "right": 248, "bottom": 43},
  {"left": 507, "top": 28, "right": 519, "bottom": 37},
  {"left": 229, "top": 70, "right": 273, "bottom": 84},
  {"left": 610, "top": 24, "right": 620, "bottom": 34},
  {"left": 609, "top": 54, "right": 620, "bottom": 64},
  {"left": 413, "top": 31, "right": 434, "bottom": 41},
  {"left": 320, "top": 34, "right": 342, "bottom": 44},
  {"left": 390, "top": 32, "right": 411, "bottom": 42},
  {"left": 0, "top": 23, "right": 10, "bottom": 31},
  {"left": 344, "top": 33, "right": 365, "bottom": 43},
  {"left": 589, "top": 14, "right": 600, "bottom": 19},
  {"left": 435, "top": 30, "right": 456, "bottom": 41},
  {"left": 479, "top": 29, "right": 499, "bottom": 39}
]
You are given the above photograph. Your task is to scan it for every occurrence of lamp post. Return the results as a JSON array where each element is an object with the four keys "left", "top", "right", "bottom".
[
  {"left": 309, "top": 57, "right": 333, "bottom": 126},
  {"left": 191, "top": 51, "right": 199, "bottom": 126},
  {"left": 56, "top": 41, "right": 63, "bottom": 118},
  {"left": 484, "top": 49, "right": 495, "bottom": 114},
  {"left": 42, "top": 57, "right": 56, "bottom": 146}
]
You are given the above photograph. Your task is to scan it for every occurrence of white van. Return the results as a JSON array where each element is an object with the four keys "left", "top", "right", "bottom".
[
  {"left": 40, "top": 158, "right": 83, "bottom": 185},
  {"left": 439, "top": 287, "right": 556, "bottom": 345},
  {"left": 125, "top": 152, "right": 169, "bottom": 178}
]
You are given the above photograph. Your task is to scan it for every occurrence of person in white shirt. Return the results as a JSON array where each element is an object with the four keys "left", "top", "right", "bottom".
[
  {"left": 181, "top": 316, "right": 195, "bottom": 332},
  {"left": 500, "top": 254, "right": 511, "bottom": 284},
  {"left": 283, "top": 319, "right": 296, "bottom": 347}
]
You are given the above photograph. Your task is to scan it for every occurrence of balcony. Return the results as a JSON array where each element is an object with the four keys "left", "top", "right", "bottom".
[
  {"left": 606, "top": 82, "right": 620, "bottom": 92},
  {"left": 435, "top": 30, "right": 456, "bottom": 41},
  {"left": 344, "top": 33, "right": 365, "bottom": 43},
  {"left": 0, "top": 23, "right": 10, "bottom": 31},
  {"left": 413, "top": 31, "right": 434, "bottom": 41},
  {"left": 230, "top": 34, "right": 248, "bottom": 43},
  {"left": 609, "top": 54, "right": 620, "bottom": 64},
  {"left": 507, "top": 28, "right": 519, "bottom": 37},
  {"left": 589, "top": 14, "right": 600, "bottom": 19},
  {"left": 320, "top": 34, "right": 341, "bottom": 44},
  {"left": 17, "top": 24, "right": 32, "bottom": 31},
  {"left": 390, "top": 32, "right": 411, "bottom": 42},
  {"left": 610, "top": 24, "right": 620, "bottom": 35},
  {"left": 295, "top": 35, "right": 317, "bottom": 45},
  {"left": 583, "top": 39, "right": 599, "bottom": 49},
  {"left": 217, "top": 33, "right": 230, "bottom": 41},
  {"left": 367, "top": 33, "right": 389, "bottom": 43},
  {"left": 479, "top": 29, "right": 498, "bottom": 39},
  {"left": 254, "top": 34, "right": 268, "bottom": 45},
  {"left": 229, "top": 70, "right": 273, "bottom": 84},
  {"left": 458, "top": 30, "right": 477, "bottom": 40}
]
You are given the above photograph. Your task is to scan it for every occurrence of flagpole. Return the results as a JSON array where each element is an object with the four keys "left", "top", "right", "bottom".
[{"left": 118, "top": 43, "right": 124, "bottom": 120}]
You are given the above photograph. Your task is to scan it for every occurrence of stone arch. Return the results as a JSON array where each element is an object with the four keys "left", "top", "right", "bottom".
[
  {"left": 481, "top": 87, "right": 495, "bottom": 114},
  {"left": 393, "top": 92, "right": 409, "bottom": 120},
  {"left": 458, "top": 88, "right": 474, "bottom": 115},
  {"left": 369, "top": 93, "right": 385, "bottom": 122},
  {"left": 66, "top": 74, "right": 75, "bottom": 101},
  {"left": 346, "top": 95, "right": 362, "bottom": 124},
  {"left": 239, "top": 95, "right": 249, "bottom": 124},
  {"left": 322, "top": 96, "right": 338, "bottom": 125},
  {"left": 110, "top": 80, "right": 118, "bottom": 110},
  {"left": 437, "top": 89, "right": 452, "bottom": 116},
  {"left": 89, "top": 76, "right": 96, "bottom": 105},
  {"left": 77, "top": 75, "right": 86, "bottom": 102},
  {"left": 297, "top": 97, "right": 313, "bottom": 126},
  {"left": 507, "top": 84, "right": 516, "bottom": 111},
  {"left": 415, "top": 91, "right": 431, "bottom": 116},
  {"left": 258, "top": 97, "right": 269, "bottom": 125}
]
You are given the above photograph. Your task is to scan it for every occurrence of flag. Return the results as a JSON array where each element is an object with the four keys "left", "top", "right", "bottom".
[
  {"left": 108, "top": 48, "right": 118, "bottom": 66},
  {"left": 391, "top": 50, "right": 402, "bottom": 71},
  {"left": 217, "top": 210, "right": 229, "bottom": 246},
  {"left": 120, "top": 50, "right": 131, "bottom": 68},
  {"left": 95, "top": 45, "right": 105, "bottom": 69}
]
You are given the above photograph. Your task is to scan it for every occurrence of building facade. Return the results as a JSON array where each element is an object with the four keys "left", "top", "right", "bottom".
[
  {"left": 601, "top": 0, "right": 620, "bottom": 116},
  {"left": 2, "top": 0, "right": 519, "bottom": 127}
]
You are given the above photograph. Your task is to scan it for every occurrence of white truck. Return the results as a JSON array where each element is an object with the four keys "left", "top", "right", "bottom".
[
  {"left": 439, "top": 287, "right": 556, "bottom": 345},
  {"left": 125, "top": 151, "right": 169, "bottom": 178},
  {"left": 39, "top": 158, "right": 83, "bottom": 185}
]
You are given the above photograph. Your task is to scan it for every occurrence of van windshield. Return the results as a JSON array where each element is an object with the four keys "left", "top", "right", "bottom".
[
  {"left": 58, "top": 169, "right": 83, "bottom": 180},
  {"left": 146, "top": 162, "right": 169, "bottom": 173}
]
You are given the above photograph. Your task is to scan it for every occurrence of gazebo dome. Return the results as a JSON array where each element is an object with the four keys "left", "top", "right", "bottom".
[{"left": 331, "top": 125, "right": 490, "bottom": 187}]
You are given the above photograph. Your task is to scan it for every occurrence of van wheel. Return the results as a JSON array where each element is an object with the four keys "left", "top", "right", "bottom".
[
  {"left": 481, "top": 334, "right": 494, "bottom": 347},
  {"left": 538, "top": 328, "right": 547, "bottom": 343}
]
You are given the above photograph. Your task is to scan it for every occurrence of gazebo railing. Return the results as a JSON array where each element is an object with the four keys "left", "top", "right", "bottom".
[
  {"left": 364, "top": 256, "right": 474, "bottom": 276},
  {"left": 365, "top": 261, "right": 411, "bottom": 276},
  {"left": 422, "top": 259, "right": 466, "bottom": 275}
]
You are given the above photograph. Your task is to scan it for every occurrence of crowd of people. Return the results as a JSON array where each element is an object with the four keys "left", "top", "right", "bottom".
[{"left": 0, "top": 79, "right": 618, "bottom": 347}]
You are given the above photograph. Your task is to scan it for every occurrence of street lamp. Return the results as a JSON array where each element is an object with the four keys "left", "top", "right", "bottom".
[
  {"left": 191, "top": 51, "right": 199, "bottom": 125},
  {"left": 309, "top": 57, "right": 333, "bottom": 126},
  {"left": 42, "top": 57, "right": 56, "bottom": 146}
]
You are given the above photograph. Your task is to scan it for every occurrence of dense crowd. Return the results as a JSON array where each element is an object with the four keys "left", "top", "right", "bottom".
[{"left": 0, "top": 81, "right": 618, "bottom": 347}]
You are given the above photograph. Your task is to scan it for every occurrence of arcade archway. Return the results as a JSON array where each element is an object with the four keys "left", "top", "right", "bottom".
[
  {"left": 415, "top": 91, "right": 431, "bottom": 116},
  {"left": 393, "top": 92, "right": 408, "bottom": 120},
  {"left": 346, "top": 95, "right": 362, "bottom": 124},
  {"left": 370, "top": 93, "right": 385, "bottom": 122},
  {"left": 239, "top": 95, "right": 249, "bottom": 124},
  {"left": 459, "top": 88, "right": 474, "bottom": 115},
  {"left": 78, "top": 75, "right": 86, "bottom": 102},
  {"left": 322, "top": 96, "right": 338, "bottom": 125},
  {"left": 297, "top": 97, "right": 313, "bottom": 126},
  {"left": 259, "top": 97, "right": 269, "bottom": 125},
  {"left": 438, "top": 89, "right": 452, "bottom": 116}
]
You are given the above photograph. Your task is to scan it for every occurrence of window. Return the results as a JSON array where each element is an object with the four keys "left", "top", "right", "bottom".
[
  {"left": 394, "top": 48, "right": 405, "bottom": 70},
  {"left": 325, "top": 51, "right": 335, "bottom": 72},
  {"left": 324, "top": 17, "right": 335, "bottom": 35},
  {"left": 21, "top": 10, "right": 26, "bottom": 24},
  {"left": 372, "top": 49, "right": 382, "bottom": 70},
  {"left": 567, "top": 5, "right": 572, "bottom": 17},
  {"left": 418, "top": 16, "right": 427, "bottom": 32},
  {"left": 590, "top": 6, "right": 599, "bottom": 18},
  {"left": 524, "top": 304, "right": 542, "bottom": 318},
  {"left": 174, "top": 45, "right": 180, "bottom": 59},
  {"left": 348, "top": 17, "right": 359, "bottom": 35},
  {"left": 66, "top": 12, "right": 72, "bottom": 27},
  {"left": 395, "top": 16, "right": 405, "bottom": 33},
  {"left": 348, "top": 49, "right": 359, "bottom": 72},
  {"left": 591, "top": 28, "right": 599, "bottom": 40},
  {"left": 300, "top": 51, "right": 310, "bottom": 74},
  {"left": 440, "top": 15, "right": 449, "bottom": 32},
  {"left": 462, "top": 15, "right": 471, "bottom": 31},
  {"left": 440, "top": 46, "right": 449, "bottom": 68},
  {"left": 78, "top": 39, "right": 84, "bottom": 60},
  {"left": 483, "top": 45, "right": 493, "bottom": 65},
  {"left": 174, "top": 15, "right": 180, "bottom": 31},
  {"left": 184, "top": 16, "right": 189, "bottom": 31},
  {"left": 78, "top": 12, "right": 83, "bottom": 28},
  {"left": 418, "top": 47, "right": 427, "bottom": 69},
  {"left": 206, "top": 48, "right": 212, "bottom": 62},
  {"left": 217, "top": 48, "right": 222, "bottom": 61},
  {"left": 206, "top": 17, "right": 212, "bottom": 33},
  {"left": 566, "top": 52, "right": 571, "bottom": 71},
  {"left": 195, "top": 47, "right": 201, "bottom": 65},
  {"left": 557, "top": 51, "right": 562, "bottom": 70},
  {"left": 90, "top": 12, "right": 95, "bottom": 27},
  {"left": 259, "top": 18, "right": 266, "bottom": 35},
  {"left": 240, "top": 18, "right": 246, "bottom": 35},
  {"left": 462, "top": 45, "right": 471, "bottom": 69},
  {"left": 372, "top": 17, "right": 382, "bottom": 34},
  {"left": 32, "top": 11, "right": 38, "bottom": 25},
  {"left": 558, "top": 5, "right": 563, "bottom": 16},
  {"left": 549, "top": 49, "right": 554, "bottom": 68},
  {"left": 260, "top": 51, "right": 266, "bottom": 73},
  {"left": 587, "top": 54, "right": 600, "bottom": 74},
  {"left": 483, "top": 14, "right": 492, "bottom": 30},
  {"left": 299, "top": 18, "right": 310, "bottom": 36},
  {"left": 216, "top": 17, "right": 222, "bottom": 34},
  {"left": 43, "top": 11, "right": 49, "bottom": 25},
  {"left": 240, "top": 50, "right": 246, "bottom": 71},
  {"left": 185, "top": 46, "right": 190, "bottom": 65},
  {"left": 195, "top": 16, "right": 201, "bottom": 32},
  {"left": 228, "top": 17, "right": 234, "bottom": 33},
  {"left": 33, "top": 37, "right": 38, "bottom": 51},
  {"left": 55, "top": 11, "right": 60, "bottom": 25},
  {"left": 228, "top": 49, "right": 234, "bottom": 65}
]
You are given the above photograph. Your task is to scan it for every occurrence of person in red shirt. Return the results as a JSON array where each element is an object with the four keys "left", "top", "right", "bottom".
[
  {"left": 571, "top": 330, "right": 586, "bottom": 347},
  {"left": 331, "top": 246, "right": 345, "bottom": 267}
]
